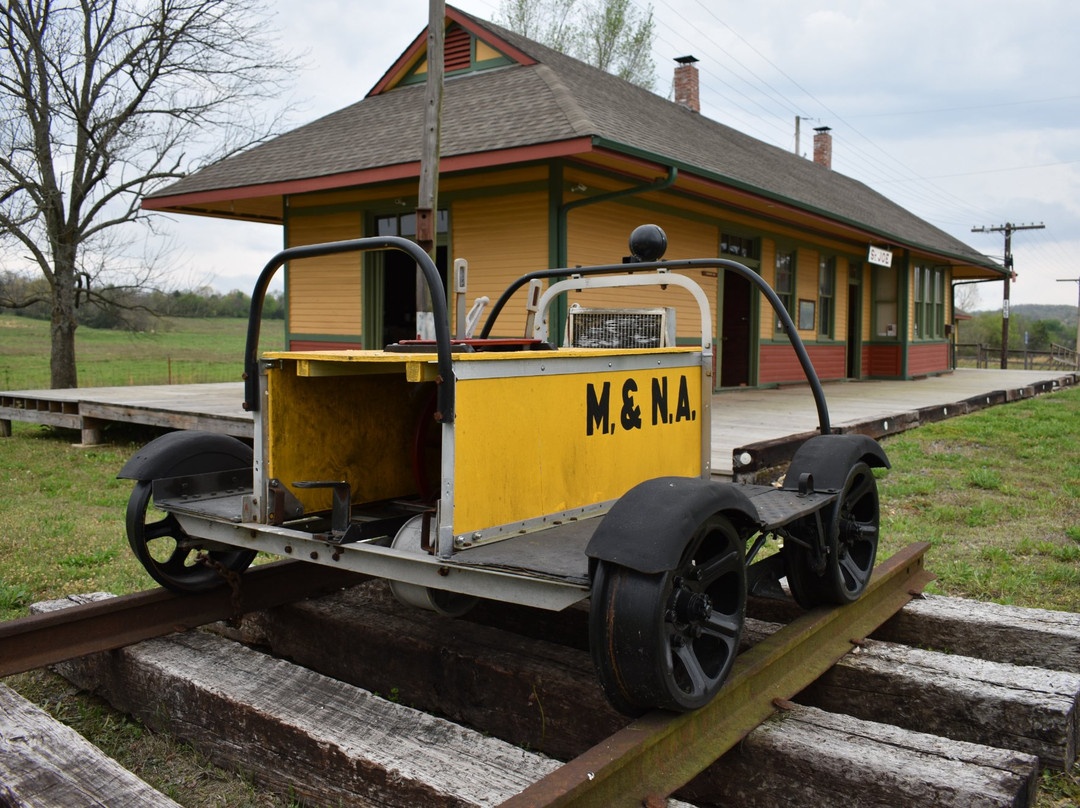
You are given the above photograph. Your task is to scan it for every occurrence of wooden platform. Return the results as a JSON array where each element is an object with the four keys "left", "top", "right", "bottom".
[
  {"left": 1, "top": 370, "right": 1075, "bottom": 473},
  {"left": 0, "top": 382, "right": 250, "bottom": 445}
]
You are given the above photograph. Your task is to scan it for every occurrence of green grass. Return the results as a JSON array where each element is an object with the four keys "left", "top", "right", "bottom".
[
  {"left": 875, "top": 389, "right": 1080, "bottom": 613},
  {"left": 0, "top": 354, "right": 1078, "bottom": 804},
  {"left": 0, "top": 314, "right": 284, "bottom": 389}
]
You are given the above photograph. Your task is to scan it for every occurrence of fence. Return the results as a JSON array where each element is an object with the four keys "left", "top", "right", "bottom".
[
  {"left": 954, "top": 342, "right": 1079, "bottom": 371},
  {"left": 0, "top": 359, "right": 244, "bottom": 392}
]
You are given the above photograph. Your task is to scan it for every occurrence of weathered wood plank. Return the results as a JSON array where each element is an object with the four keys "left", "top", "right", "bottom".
[
  {"left": 744, "top": 619, "right": 1080, "bottom": 769},
  {"left": 35, "top": 590, "right": 1041, "bottom": 807},
  {"left": 52, "top": 630, "right": 566, "bottom": 807},
  {"left": 0, "top": 683, "right": 181, "bottom": 808},
  {"left": 223, "top": 581, "right": 623, "bottom": 761},
  {"left": 220, "top": 581, "right": 1046, "bottom": 804},
  {"left": 750, "top": 592, "right": 1080, "bottom": 674},
  {"left": 873, "top": 593, "right": 1080, "bottom": 673},
  {"left": 41, "top": 624, "right": 701, "bottom": 808},
  {"left": 681, "top": 703, "right": 1038, "bottom": 808},
  {"left": 50, "top": 619, "right": 1039, "bottom": 808}
]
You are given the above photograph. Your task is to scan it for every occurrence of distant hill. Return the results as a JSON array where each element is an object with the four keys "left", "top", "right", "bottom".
[{"left": 970, "top": 304, "right": 1077, "bottom": 327}]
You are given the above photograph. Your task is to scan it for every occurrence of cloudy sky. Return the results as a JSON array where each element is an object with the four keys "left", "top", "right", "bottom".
[{"left": 169, "top": 0, "right": 1080, "bottom": 311}]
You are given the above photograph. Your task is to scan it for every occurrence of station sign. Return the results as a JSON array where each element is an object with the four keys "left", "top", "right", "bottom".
[{"left": 868, "top": 245, "right": 893, "bottom": 267}]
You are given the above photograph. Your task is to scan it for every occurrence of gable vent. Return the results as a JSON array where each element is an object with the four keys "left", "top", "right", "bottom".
[{"left": 444, "top": 25, "right": 472, "bottom": 72}]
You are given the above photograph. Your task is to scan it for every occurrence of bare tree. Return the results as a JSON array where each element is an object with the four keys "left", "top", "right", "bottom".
[
  {"left": 498, "top": 0, "right": 656, "bottom": 91},
  {"left": 0, "top": 0, "right": 296, "bottom": 388}
]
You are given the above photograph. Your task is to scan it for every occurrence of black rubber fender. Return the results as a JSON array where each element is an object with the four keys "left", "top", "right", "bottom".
[
  {"left": 586, "top": 476, "right": 758, "bottom": 574},
  {"left": 782, "top": 434, "right": 890, "bottom": 494},
  {"left": 117, "top": 430, "right": 252, "bottom": 481}
]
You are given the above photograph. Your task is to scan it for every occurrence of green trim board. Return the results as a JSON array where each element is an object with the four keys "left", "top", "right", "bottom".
[{"left": 288, "top": 332, "right": 366, "bottom": 344}]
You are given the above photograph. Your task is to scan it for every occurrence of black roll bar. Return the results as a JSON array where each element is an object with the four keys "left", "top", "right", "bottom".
[
  {"left": 479, "top": 258, "right": 832, "bottom": 435},
  {"left": 242, "top": 237, "right": 455, "bottom": 424}
]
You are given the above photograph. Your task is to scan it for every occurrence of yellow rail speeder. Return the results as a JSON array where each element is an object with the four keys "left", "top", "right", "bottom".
[{"left": 119, "top": 225, "right": 888, "bottom": 715}]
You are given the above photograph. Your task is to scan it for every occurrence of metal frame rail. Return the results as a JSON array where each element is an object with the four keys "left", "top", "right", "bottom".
[
  {"left": 0, "top": 561, "right": 365, "bottom": 678},
  {"left": 499, "top": 542, "right": 934, "bottom": 808}
]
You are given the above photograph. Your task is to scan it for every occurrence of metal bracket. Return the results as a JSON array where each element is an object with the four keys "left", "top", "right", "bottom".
[
  {"left": 267, "top": 479, "right": 305, "bottom": 525},
  {"left": 293, "top": 480, "right": 354, "bottom": 544}
]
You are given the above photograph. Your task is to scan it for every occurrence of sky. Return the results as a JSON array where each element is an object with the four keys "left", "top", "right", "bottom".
[{"left": 165, "top": 0, "right": 1080, "bottom": 312}]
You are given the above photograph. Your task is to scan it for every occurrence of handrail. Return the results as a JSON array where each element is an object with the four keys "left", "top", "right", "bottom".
[
  {"left": 242, "top": 237, "right": 455, "bottom": 424},
  {"left": 480, "top": 257, "right": 832, "bottom": 435}
]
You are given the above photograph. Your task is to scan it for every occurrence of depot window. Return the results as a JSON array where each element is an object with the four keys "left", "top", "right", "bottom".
[
  {"left": 913, "top": 263, "right": 946, "bottom": 339},
  {"left": 873, "top": 264, "right": 898, "bottom": 338},
  {"left": 818, "top": 256, "right": 835, "bottom": 338},
  {"left": 375, "top": 210, "right": 449, "bottom": 238},
  {"left": 774, "top": 249, "right": 795, "bottom": 332}
]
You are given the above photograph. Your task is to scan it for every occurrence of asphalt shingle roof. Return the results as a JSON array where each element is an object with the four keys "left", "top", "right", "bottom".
[{"left": 148, "top": 7, "right": 998, "bottom": 271}]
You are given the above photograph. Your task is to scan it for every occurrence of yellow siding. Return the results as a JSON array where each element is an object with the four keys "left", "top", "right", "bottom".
[
  {"left": 834, "top": 256, "right": 849, "bottom": 342},
  {"left": 566, "top": 204, "right": 719, "bottom": 341},
  {"left": 793, "top": 248, "right": 817, "bottom": 339},
  {"left": 452, "top": 191, "right": 549, "bottom": 337},
  {"left": 907, "top": 256, "right": 916, "bottom": 338},
  {"left": 476, "top": 40, "right": 501, "bottom": 61},
  {"left": 759, "top": 239, "right": 777, "bottom": 343},
  {"left": 287, "top": 211, "right": 364, "bottom": 336},
  {"left": 862, "top": 263, "right": 874, "bottom": 341}
]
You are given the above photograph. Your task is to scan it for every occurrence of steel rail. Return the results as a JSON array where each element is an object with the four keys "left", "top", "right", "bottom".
[
  {"left": 0, "top": 561, "right": 366, "bottom": 678},
  {"left": 499, "top": 542, "right": 935, "bottom": 808}
]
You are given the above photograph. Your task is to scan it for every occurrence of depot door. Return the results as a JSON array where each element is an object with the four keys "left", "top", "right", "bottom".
[{"left": 719, "top": 272, "right": 752, "bottom": 388}]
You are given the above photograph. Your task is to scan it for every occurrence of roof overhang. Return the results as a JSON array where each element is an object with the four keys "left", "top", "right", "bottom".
[
  {"left": 141, "top": 133, "right": 1005, "bottom": 283},
  {"left": 141, "top": 136, "right": 596, "bottom": 221},
  {"left": 584, "top": 138, "right": 1007, "bottom": 281}
]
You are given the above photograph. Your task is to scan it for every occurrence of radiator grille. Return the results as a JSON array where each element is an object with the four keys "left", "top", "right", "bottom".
[{"left": 567, "top": 307, "right": 670, "bottom": 349}]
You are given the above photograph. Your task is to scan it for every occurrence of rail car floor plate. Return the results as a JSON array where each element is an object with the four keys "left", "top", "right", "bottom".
[{"left": 452, "top": 518, "right": 599, "bottom": 585}]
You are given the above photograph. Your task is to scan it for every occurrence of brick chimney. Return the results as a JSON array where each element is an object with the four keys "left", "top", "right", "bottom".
[
  {"left": 813, "top": 126, "right": 833, "bottom": 169},
  {"left": 674, "top": 55, "right": 700, "bottom": 113}
]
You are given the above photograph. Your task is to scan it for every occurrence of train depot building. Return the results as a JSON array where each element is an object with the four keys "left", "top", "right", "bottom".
[{"left": 143, "top": 5, "right": 1005, "bottom": 390}]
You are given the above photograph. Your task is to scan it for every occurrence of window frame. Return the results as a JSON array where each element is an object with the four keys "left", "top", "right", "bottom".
[
  {"left": 774, "top": 249, "right": 796, "bottom": 333},
  {"left": 818, "top": 255, "right": 835, "bottom": 338}
]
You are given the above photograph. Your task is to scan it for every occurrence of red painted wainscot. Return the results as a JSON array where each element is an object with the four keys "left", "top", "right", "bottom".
[{"left": 759, "top": 343, "right": 847, "bottom": 385}]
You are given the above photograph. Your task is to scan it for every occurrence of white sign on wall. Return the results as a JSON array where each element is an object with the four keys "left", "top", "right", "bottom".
[{"left": 868, "top": 245, "right": 893, "bottom": 267}]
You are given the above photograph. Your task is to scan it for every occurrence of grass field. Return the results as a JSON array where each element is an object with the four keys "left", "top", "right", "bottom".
[
  {"left": 0, "top": 314, "right": 284, "bottom": 390},
  {"left": 0, "top": 321, "right": 1077, "bottom": 804}
]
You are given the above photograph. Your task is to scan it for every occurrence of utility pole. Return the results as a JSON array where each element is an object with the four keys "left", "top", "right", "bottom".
[
  {"left": 415, "top": 0, "right": 445, "bottom": 339},
  {"left": 971, "top": 222, "right": 1045, "bottom": 369},
  {"left": 1057, "top": 277, "right": 1080, "bottom": 370}
]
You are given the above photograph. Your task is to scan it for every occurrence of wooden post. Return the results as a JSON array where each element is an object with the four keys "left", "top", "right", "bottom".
[{"left": 415, "top": 0, "right": 444, "bottom": 340}]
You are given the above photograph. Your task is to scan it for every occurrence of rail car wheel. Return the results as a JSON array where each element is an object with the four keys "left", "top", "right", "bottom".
[
  {"left": 784, "top": 461, "right": 880, "bottom": 608},
  {"left": 389, "top": 515, "right": 477, "bottom": 616},
  {"left": 589, "top": 513, "right": 746, "bottom": 715},
  {"left": 126, "top": 444, "right": 256, "bottom": 593}
]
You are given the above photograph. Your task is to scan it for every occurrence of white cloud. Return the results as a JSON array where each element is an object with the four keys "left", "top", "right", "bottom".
[{"left": 155, "top": 0, "right": 1078, "bottom": 312}]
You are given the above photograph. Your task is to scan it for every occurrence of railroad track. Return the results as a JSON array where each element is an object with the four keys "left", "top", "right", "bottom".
[
  {"left": 0, "top": 559, "right": 366, "bottom": 678},
  {"left": 0, "top": 543, "right": 953, "bottom": 807},
  {"left": 5, "top": 542, "right": 1080, "bottom": 806}
]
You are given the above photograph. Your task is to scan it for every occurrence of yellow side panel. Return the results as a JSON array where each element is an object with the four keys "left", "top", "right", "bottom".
[
  {"left": 452, "top": 191, "right": 549, "bottom": 337},
  {"left": 565, "top": 204, "right": 718, "bottom": 341},
  {"left": 265, "top": 360, "right": 430, "bottom": 513},
  {"left": 286, "top": 212, "right": 364, "bottom": 336},
  {"left": 453, "top": 365, "right": 703, "bottom": 534}
]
